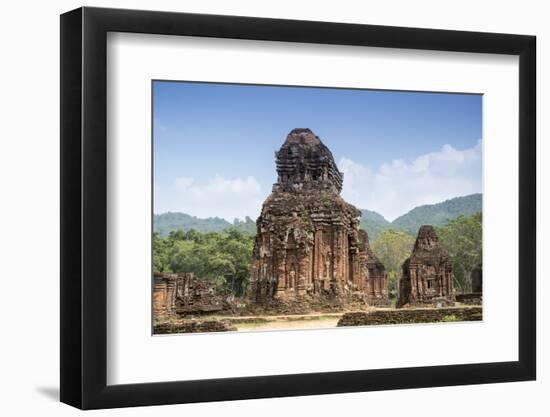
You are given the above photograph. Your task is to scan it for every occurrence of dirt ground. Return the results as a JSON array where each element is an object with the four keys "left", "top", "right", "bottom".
[
  {"left": 231, "top": 313, "right": 341, "bottom": 331},
  {"left": 164, "top": 303, "right": 479, "bottom": 333}
]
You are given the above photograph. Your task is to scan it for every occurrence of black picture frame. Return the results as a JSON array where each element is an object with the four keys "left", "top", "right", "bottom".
[{"left": 60, "top": 6, "right": 536, "bottom": 410}]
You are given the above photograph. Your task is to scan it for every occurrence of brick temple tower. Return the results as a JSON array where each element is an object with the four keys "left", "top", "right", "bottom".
[
  {"left": 397, "top": 225, "right": 454, "bottom": 307},
  {"left": 249, "top": 128, "right": 388, "bottom": 305}
]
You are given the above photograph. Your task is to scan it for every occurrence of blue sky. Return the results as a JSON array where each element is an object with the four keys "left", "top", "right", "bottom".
[{"left": 153, "top": 81, "right": 482, "bottom": 221}]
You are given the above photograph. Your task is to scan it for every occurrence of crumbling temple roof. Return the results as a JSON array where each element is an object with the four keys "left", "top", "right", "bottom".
[
  {"left": 397, "top": 225, "right": 454, "bottom": 307},
  {"left": 410, "top": 225, "right": 451, "bottom": 263},
  {"left": 273, "top": 128, "right": 343, "bottom": 194}
]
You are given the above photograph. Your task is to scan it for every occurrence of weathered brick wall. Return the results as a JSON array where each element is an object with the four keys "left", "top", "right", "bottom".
[
  {"left": 153, "top": 272, "right": 225, "bottom": 318},
  {"left": 337, "top": 306, "right": 482, "bottom": 326},
  {"left": 153, "top": 274, "right": 179, "bottom": 317}
]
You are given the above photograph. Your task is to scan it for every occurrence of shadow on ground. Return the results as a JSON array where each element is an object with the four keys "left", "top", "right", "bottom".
[{"left": 36, "top": 386, "right": 59, "bottom": 401}]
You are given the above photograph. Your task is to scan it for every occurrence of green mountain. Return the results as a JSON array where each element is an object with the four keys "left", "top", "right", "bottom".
[
  {"left": 154, "top": 212, "right": 256, "bottom": 236},
  {"left": 154, "top": 194, "right": 482, "bottom": 241},
  {"left": 359, "top": 209, "right": 391, "bottom": 241},
  {"left": 390, "top": 193, "right": 482, "bottom": 236}
]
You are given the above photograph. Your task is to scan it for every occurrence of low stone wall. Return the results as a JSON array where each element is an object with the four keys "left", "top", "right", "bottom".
[
  {"left": 153, "top": 319, "right": 237, "bottom": 334},
  {"left": 337, "top": 306, "right": 482, "bottom": 327}
]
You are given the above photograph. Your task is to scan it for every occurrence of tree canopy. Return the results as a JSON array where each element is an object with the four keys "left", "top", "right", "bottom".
[
  {"left": 371, "top": 229, "right": 415, "bottom": 297},
  {"left": 153, "top": 228, "right": 254, "bottom": 297},
  {"left": 391, "top": 193, "right": 482, "bottom": 236},
  {"left": 436, "top": 212, "right": 482, "bottom": 292},
  {"left": 154, "top": 213, "right": 256, "bottom": 236}
]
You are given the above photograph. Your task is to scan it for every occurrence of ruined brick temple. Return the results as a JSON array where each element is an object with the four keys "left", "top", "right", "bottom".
[
  {"left": 249, "top": 128, "right": 388, "bottom": 305},
  {"left": 397, "top": 225, "right": 454, "bottom": 308},
  {"left": 153, "top": 272, "right": 224, "bottom": 317}
]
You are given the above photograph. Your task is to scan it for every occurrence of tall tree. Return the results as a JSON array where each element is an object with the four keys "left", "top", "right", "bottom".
[
  {"left": 371, "top": 229, "right": 415, "bottom": 297},
  {"left": 436, "top": 212, "right": 482, "bottom": 292}
]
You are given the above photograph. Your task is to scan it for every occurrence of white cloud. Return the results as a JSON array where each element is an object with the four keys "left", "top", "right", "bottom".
[
  {"left": 174, "top": 177, "right": 194, "bottom": 188},
  {"left": 156, "top": 142, "right": 481, "bottom": 223},
  {"left": 155, "top": 175, "right": 264, "bottom": 222},
  {"left": 339, "top": 141, "right": 482, "bottom": 221}
]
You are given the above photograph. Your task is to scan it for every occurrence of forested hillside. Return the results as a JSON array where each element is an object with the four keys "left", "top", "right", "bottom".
[
  {"left": 154, "top": 193, "right": 482, "bottom": 243},
  {"left": 359, "top": 209, "right": 391, "bottom": 241},
  {"left": 154, "top": 212, "right": 256, "bottom": 236},
  {"left": 390, "top": 194, "right": 482, "bottom": 236}
]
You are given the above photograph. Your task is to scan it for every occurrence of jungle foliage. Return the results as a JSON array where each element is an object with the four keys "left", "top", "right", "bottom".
[{"left": 153, "top": 228, "right": 254, "bottom": 296}]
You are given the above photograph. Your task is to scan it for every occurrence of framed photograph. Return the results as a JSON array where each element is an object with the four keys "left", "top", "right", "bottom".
[{"left": 60, "top": 6, "right": 536, "bottom": 409}]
